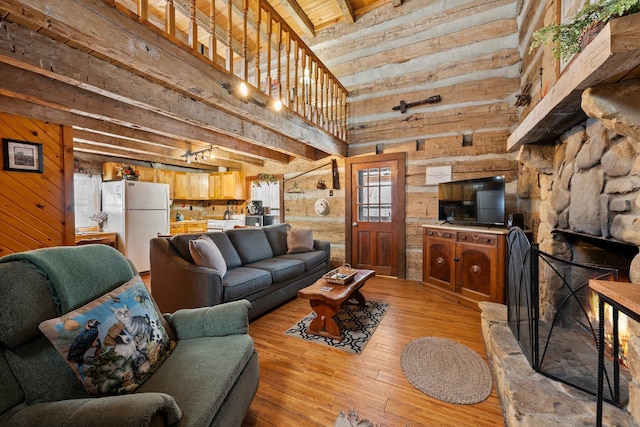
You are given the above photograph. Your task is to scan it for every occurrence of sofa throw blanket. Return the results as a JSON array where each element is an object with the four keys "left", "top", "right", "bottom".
[{"left": 0, "top": 245, "right": 135, "bottom": 314}]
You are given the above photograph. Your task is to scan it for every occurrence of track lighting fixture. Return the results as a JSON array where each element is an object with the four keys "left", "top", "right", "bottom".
[{"left": 181, "top": 145, "right": 214, "bottom": 164}]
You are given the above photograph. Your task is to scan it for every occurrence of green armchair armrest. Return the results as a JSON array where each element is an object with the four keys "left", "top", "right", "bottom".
[
  {"left": 5, "top": 393, "right": 181, "bottom": 427},
  {"left": 165, "top": 299, "right": 251, "bottom": 340}
]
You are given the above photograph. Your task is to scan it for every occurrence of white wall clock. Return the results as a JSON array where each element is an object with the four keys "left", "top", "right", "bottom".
[{"left": 314, "top": 198, "right": 331, "bottom": 216}]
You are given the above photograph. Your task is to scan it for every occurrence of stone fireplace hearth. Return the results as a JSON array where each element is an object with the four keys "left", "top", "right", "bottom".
[{"left": 481, "top": 79, "right": 640, "bottom": 425}]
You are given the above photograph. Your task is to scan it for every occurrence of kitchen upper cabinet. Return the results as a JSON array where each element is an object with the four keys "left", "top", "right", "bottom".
[
  {"left": 209, "top": 173, "right": 221, "bottom": 199},
  {"left": 188, "top": 173, "right": 209, "bottom": 200},
  {"left": 220, "top": 171, "right": 245, "bottom": 200},
  {"left": 208, "top": 171, "right": 245, "bottom": 200},
  {"left": 137, "top": 167, "right": 155, "bottom": 182},
  {"left": 173, "top": 172, "right": 188, "bottom": 199},
  {"left": 102, "top": 162, "right": 122, "bottom": 181},
  {"left": 155, "top": 169, "right": 175, "bottom": 199}
]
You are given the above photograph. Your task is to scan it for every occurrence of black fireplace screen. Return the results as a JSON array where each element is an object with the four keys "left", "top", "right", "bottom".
[{"left": 506, "top": 228, "right": 629, "bottom": 406}]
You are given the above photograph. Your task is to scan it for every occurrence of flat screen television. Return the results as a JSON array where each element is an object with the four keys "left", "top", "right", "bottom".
[{"left": 438, "top": 175, "right": 505, "bottom": 226}]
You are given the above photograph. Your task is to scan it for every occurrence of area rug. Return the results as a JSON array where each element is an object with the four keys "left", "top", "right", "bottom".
[
  {"left": 401, "top": 337, "right": 492, "bottom": 404},
  {"left": 334, "top": 409, "right": 381, "bottom": 427},
  {"left": 285, "top": 300, "right": 388, "bottom": 354}
]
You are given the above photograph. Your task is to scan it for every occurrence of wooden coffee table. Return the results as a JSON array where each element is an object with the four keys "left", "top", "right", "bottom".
[{"left": 297, "top": 269, "right": 375, "bottom": 341}]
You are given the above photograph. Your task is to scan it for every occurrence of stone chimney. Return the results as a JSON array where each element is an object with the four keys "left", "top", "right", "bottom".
[{"left": 499, "top": 77, "right": 640, "bottom": 425}]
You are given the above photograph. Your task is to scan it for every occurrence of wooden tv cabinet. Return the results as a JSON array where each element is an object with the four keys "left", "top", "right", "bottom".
[{"left": 421, "top": 224, "right": 508, "bottom": 310}]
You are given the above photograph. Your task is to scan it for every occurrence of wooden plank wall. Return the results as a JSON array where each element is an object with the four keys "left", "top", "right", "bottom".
[
  {"left": 249, "top": 0, "right": 527, "bottom": 280},
  {"left": 246, "top": 156, "right": 347, "bottom": 268},
  {"left": 518, "top": 0, "right": 559, "bottom": 119},
  {"left": 0, "top": 112, "right": 74, "bottom": 256}
]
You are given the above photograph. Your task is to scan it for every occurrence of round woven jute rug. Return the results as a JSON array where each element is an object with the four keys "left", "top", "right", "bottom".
[{"left": 401, "top": 337, "right": 493, "bottom": 405}]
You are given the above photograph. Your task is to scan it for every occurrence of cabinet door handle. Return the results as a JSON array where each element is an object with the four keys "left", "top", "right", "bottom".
[{"left": 453, "top": 256, "right": 459, "bottom": 262}]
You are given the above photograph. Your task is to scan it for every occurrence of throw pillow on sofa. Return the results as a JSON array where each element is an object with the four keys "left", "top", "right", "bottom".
[
  {"left": 189, "top": 234, "right": 228, "bottom": 276},
  {"left": 39, "top": 276, "right": 173, "bottom": 396},
  {"left": 287, "top": 228, "right": 314, "bottom": 253}
]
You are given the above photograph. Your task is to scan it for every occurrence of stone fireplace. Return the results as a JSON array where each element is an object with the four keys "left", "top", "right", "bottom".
[{"left": 481, "top": 79, "right": 640, "bottom": 425}]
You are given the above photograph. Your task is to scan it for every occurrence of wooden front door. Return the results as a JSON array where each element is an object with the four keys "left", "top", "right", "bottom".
[{"left": 346, "top": 153, "right": 406, "bottom": 278}]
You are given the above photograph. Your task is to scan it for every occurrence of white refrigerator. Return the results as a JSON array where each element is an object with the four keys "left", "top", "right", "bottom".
[{"left": 102, "top": 180, "right": 170, "bottom": 272}]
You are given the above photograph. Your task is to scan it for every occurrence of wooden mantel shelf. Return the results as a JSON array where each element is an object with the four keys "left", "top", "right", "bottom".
[{"left": 508, "top": 13, "right": 640, "bottom": 151}]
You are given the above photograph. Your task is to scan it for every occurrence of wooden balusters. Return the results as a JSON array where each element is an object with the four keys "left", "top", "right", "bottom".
[
  {"left": 241, "top": 0, "right": 248, "bottom": 80},
  {"left": 285, "top": 30, "right": 291, "bottom": 107},
  {"left": 114, "top": 0, "right": 348, "bottom": 141},
  {"left": 293, "top": 39, "right": 299, "bottom": 113},
  {"left": 276, "top": 22, "right": 282, "bottom": 103},
  {"left": 266, "top": 11, "right": 272, "bottom": 96},
  {"left": 188, "top": 0, "right": 198, "bottom": 51},
  {"left": 255, "top": 4, "right": 261, "bottom": 89},
  {"left": 165, "top": 0, "right": 175, "bottom": 37},
  {"left": 313, "top": 61, "right": 318, "bottom": 122},
  {"left": 208, "top": 0, "right": 216, "bottom": 62},
  {"left": 226, "top": 0, "right": 233, "bottom": 74},
  {"left": 138, "top": 0, "right": 148, "bottom": 21}
]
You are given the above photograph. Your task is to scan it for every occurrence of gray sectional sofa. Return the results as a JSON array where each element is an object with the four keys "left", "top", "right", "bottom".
[{"left": 150, "top": 223, "right": 330, "bottom": 319}]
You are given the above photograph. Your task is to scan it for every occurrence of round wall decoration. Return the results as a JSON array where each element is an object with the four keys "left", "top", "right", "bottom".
[{"left": 314, "top": 198, "right": 331, "bottom": 216}]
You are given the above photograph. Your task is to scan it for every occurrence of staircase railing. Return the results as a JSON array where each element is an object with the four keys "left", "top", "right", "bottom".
[{"left": 106, "top": 0, "right": 348, "bottom": 141}]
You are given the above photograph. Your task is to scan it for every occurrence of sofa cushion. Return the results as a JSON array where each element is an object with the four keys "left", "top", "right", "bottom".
[
  {"left": 222, "top": 267, "right": 272, "bottom": 302},
  {"left": 226, "top": 228, "right": 273, "bottom": 264},
  {"left": 136, "top": 334, "right": 254, "bottom": 426},
  {"left": 286, "top": 228, "right": 314, "bottom": 253},
  {"left": 262, "top": 223, "right": 291, "bottom": 256},
  {"left": 171, "top": 233, "right": 242, "bottom": 269},
  {"left": 245, "top": 258, "right": 305, "bottom": 283},
  {"left": 189, "top": 235, "right": 227, "bottom": 276},
  {"left": 39, "top": 276, "right": 173, "bottom": 396},
  {"left": 205, "top": 233, "right": 243, "bottom": 269},
  {"left": 278, "top": 250, "right": 327, "bottom": 271}
]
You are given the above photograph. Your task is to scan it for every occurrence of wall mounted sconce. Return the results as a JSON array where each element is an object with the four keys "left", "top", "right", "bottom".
[
  {"left": 222, "top": 81, "right": 283, "bottom": 112},
  {"left": 221, "top": 81, "right": 249, "bottom": 102}
]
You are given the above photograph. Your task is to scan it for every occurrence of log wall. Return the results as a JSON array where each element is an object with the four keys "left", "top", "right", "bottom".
[
  {"left": 0, "top": 112, "right": 74, "bottom": 256},
  {"left": 247, "top": 0, "right": 526, "bottom": 280}
]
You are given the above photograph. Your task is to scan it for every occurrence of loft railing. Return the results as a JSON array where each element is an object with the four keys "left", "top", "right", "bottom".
[{"left": 105, "top": 0, "right": 348, "bottom": 141}]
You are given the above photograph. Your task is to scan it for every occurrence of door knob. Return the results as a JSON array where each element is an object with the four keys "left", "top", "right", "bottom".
[{"left": 352, "top": 222, "right": 358, "bottom": 227}]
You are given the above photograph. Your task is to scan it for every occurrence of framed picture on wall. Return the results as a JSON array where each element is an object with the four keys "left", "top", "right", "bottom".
[{"left": 2, "top": 139, "right": 44, "bottom": 173}]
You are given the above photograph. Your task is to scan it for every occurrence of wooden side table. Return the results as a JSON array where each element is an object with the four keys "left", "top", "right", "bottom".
[
  {"left": 75, "top": 232, "right": 117, "bottom": 248},
  {"left": 589, "top": 279, "right": 640, "bottom": 427}
]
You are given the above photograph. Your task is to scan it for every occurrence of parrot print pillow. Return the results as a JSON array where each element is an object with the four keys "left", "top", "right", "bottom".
[{"left": 39, "top": 275, "right": 174, "bottom": 395}]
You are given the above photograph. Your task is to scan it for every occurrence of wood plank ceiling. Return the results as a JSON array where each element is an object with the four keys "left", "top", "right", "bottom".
[{"left": 0, "top": 0, "right": 384, "bottom": 170}]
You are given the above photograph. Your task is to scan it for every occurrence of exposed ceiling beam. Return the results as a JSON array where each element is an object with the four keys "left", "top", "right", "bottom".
[
  {"left": 335, "top": 0, "right": 355, "bottom": 24},
  {"left": 72, "top": 128, "right": 246, "bottom": 170},
  {"left": 73, "top": 126, "right": 265, "bottom": 166},
  {"left": 270, "top": 0, "right": 315, "bottom": 36},
  {"left": 0, "top": 61, "right": 306, "bottom": 162}
]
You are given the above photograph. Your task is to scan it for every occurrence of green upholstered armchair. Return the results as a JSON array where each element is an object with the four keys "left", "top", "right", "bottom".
[{"left": 0, "top": 245, "right": 258, "bottom": 427}]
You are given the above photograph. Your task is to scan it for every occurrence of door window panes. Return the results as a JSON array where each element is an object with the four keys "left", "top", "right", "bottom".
[{"left": 357, "top": 167, "right": 392, "bottom": 222}]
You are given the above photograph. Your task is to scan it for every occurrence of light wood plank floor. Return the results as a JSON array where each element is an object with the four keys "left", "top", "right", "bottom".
[{"left": 241, "top": 276, "right": 505, "bottom": 426}]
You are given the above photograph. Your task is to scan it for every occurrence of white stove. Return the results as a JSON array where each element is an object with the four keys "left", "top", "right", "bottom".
[{"left": 206, "top": 218, "right": 244, "bottom": 232}]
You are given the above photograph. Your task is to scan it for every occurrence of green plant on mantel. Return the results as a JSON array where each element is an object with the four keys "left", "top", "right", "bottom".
[{"left": 530, "top": 0, "right": 640, "bottom": 60}]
